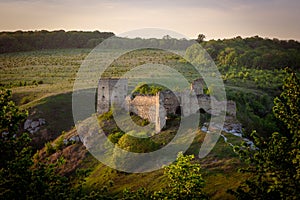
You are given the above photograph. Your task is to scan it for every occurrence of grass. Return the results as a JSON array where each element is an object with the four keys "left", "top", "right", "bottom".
[
  {"left": 23, "top": 91, "right": 75, "bottom": 149},
  {"left": 22, "top": 85, "right": 247, "bottom": 199},
  {"left": 32, "top": 105, "right": 247, "bottom": 199},
  {"left": 68, "top": 111, "right": 247, "bottom": 198},
  {"left": 1, "top": 48, "right": 267, "bottom": 199},
  {"left": 56, "top": 128, "right": 247, "bottom": 199}
]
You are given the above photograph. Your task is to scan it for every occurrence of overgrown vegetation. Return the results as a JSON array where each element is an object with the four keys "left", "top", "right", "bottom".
[
  {"left": 1, "top": 34, "right": 300, "bottom": 199},
  {"left": 122, "top": 152, "right": 207, "bottom": 199},
  {"left": 229, "top": 70, "right": 300, "bottom": 199},
  {"left": 132, "top": 83, "right": 166, "bottom": 96}
]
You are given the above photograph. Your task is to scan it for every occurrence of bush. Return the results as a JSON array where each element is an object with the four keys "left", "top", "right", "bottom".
[
  {"left": 45, "top": 142, "right": 56, "bottom": 155},
  {"left": 229, "top": 70, "right": 300, "bottom": 199},
  {"left": 117, "top": 131, "right": 159, "bottom": 153},
  {"left": 108, "top": 132, "right": 124, "bottom": 144},
  {"left": 54, "top": 136, "right": 64, "bottom": 151}
]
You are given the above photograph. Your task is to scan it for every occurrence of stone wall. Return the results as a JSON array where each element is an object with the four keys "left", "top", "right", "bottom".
[
  {"left": 160, "top": 90, "right": 180, "bottom": 115},
  {"left": 129, "top": 95, "right": 157, "bottom": 122},
  {"left": 97, "top": 78, "right": 237, "bottom": 133},
  {"left": 155, "top": 92, "right": 166, "bottom": 133},
  {"left": 190, "top": 78, "right": 204, "bottom": 95}
]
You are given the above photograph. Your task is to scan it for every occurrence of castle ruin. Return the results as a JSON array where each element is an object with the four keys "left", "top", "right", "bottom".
[{"left": 97, "top": 78, "right": 236, "bottom": 133}]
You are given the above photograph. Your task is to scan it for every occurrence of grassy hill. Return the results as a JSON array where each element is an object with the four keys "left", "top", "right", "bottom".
[
  {"left": 36, "top": 115, "right": 247, "bottom": 199},
  {"left": 1, "top": 35, "right": 299, "bottom": 199}
]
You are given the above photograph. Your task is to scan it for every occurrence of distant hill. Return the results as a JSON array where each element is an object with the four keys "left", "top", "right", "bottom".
[
  {"left": 0, "top": 30, "right": 114, "bottom": 53},
  {"left": 1, "top": 30, "right": 300, "bottom": 71}
]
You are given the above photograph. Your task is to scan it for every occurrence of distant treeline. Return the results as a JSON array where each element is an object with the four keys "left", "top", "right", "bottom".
[
  {"left": 0, "top": 30, "right": 114, "bottom": 53},
  {"left": 201, "top": 36, "right": 300, "bottom": 70},
  {"left": 1, "top": 30, "right": 300, "bottom": 70}
]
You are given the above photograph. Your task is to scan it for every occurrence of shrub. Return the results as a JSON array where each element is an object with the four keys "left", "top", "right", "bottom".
[
  {"left": 108, "top": 132, "right": 124, "bottom": 144},
  {"left": 45, "top": 142, "right": 56, "bottom": 155},
  {"left": 54, "top": 136, "right": 64, "bottom": 151}
]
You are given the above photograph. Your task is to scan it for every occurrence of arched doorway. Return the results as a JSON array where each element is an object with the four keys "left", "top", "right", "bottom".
[
  {"left": 199, "top": 108, "right": 206, "bottom": 114},
  {"left": 175, "top": 106, "right": 182, "bottom": 115}
]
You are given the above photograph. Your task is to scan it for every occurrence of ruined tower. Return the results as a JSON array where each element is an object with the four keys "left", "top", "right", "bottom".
[{"left": 97, "top": 78, "right": 128, "bottom": 114}]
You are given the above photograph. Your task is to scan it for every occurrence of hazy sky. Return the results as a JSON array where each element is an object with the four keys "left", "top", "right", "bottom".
[{"left": 0, "top": 0, "right": 299, "bottom": 40}]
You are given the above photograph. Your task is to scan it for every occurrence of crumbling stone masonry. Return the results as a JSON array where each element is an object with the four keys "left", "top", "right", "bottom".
[{"left": 97, "top": 78, "right": 236, "bottom": 133}]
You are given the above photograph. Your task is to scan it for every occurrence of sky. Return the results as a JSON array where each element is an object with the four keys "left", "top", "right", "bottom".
[{"left": 0, "top": 0, "right": 299, "bottom": 40}]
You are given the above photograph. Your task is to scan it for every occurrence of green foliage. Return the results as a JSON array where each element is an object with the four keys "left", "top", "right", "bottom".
[
  {"left": 108, "top": 131, "right": 124, "bottom": 144},
  {"left": 112, "top": 131, "right": 159, "bottom": 171},
  {"left": 230, "top": 69, "right": 300, "bottom": 199},
  {"left": 122, "top": 152, "right": 207, "bottom": 200},
  {"left": 0, "top": 89, "right": 27, "bottom": 134},
  {"left": 273, "top": 69, "right": 300, "bottom": 136},
  {"left": 122, "top": 187, "right": 152, "bottom": 200},
  {"left": 0, "top": 88, "right": 112, "bottom": 199},
  {"left": 132, "top": 83, "right": 165, "bottom": 96},
  {"left": 201, "top": 36, "right": 300, "bottom": 70},
  {"left": 0, "top": 88, "right": 28, "bottom": 165},
  {"left": 226, "top": 89, "right": 277, "bottom": 138},
  {"left": 37, "top": 80, "right": 44, "bottom": 84},
  {"left": 162, "top": 152, "right": 207, "bottom": 199},
  {"left": 0, "top": 30, "right": 114, "bottom": 53},
  {"left": 20, "top": 96, "right": 31, "bottom": 105},
  {"left": 45, "top": 141, "right": 56, "bottom": 155},
  {"left": 129, "top": 114, "right": 150, "bottom": 127},
  {"left": 54, "top": 136, "right": 65, "bottom": 151},
  {"left": 117, "top": 131, "right": 159, "bottom": 153},
  {"left": 45, "top": 135, "right": 66, "bottom": 155},
  {"left": 99, "top": 109, "right": 113, "bottom": 121},
  {"left": 0, "top": 88, "right": 69, "bottom": 199}
]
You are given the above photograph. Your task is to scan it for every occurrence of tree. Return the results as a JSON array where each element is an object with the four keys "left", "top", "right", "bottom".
[
  {"left": 196, "top": 34, "right": 206, "bottom": 43},
  {"left": 0, "top": 88, "right": 101, "bottom": 199},
  {"left": 229, "top": 69, "right": 300, "bottom": 199},
  {"left": 0, "top": 89, "right": 29, "bottom": 167},
  {"left": 162, "top": 152, "right": 207, "bottom": 199},
  {"left": 122, "top": 152, "right": 207, "bottom": 200}
]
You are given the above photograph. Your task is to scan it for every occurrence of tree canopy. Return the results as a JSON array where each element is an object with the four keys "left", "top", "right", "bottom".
[
  {"left": 230, "top": 69, "right": 300, "bottom": 199},
  {"left": 0, "top": 30, "right": 114, "bottom": 53}
]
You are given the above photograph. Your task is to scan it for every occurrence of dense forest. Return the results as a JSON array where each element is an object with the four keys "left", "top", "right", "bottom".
[
  {"left": 202, "top": 36, "right": 300, "bottom": 71},
  {"left": 0, "top": 30, "right": 114, "bottom": 53}
]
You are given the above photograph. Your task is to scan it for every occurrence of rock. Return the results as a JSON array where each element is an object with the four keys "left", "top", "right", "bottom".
[
  {"left": 231, "top": 132, "right": 242, "bottom": 137},
  {"left": 32, "top": 127, "right": 40, "bottom": 133},
  {"left": 223, "top": 128, "right": 229, "bottom": 132},
  {"left": 31, "top": 121, "right": 40, "bottom": 129},
  {"left": 221, "top": 134, "right": 228, "bottom": 142},
  {"left": 24, "top": 119, "right": 32, "bottom": 130},
  {"left": 24, "top": 118, "right": 46, "bottom": 134},
  {"left": 38, "top": 118, "right": 46, "bottom": 125},
  {"left": 70, "top": 135, "right": 81, "bottom": 142},
  {"left": 62, "top": 135, "right": 81, "bottom": 146},
  {"left": 201, "top": 126, "right": 208, "bottom": 132}
]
